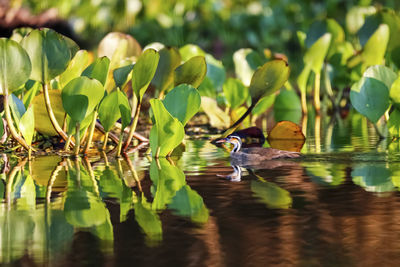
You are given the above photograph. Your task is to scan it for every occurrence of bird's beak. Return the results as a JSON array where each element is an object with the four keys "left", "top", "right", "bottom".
[{"left": 215, "top": 138, "right": 228, "bottom": 144}]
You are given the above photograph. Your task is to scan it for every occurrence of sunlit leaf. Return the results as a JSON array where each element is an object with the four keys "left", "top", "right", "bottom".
[
  {"left": 362, "top": 24, "right": 390, "bottom": 68},
  {"left": 179, "top": 44, "right": 205, "bottom": 61},
  {"left": 149, "top": 99, "right": 185, "bottom": 157},
  {"left": 200, "top": 96, "right": 230, "bottom": 129},
  {"left": 10, "top": 27, "right": 33, "bottom": 42},
  {"left": 223, "top": 78, "right": 248, "bottom": 110},
  {"left": 267, "top": 121, "right": 305, "bottom": 152},
  {"left": 304, "top": 33, "right": 331, "bottom": 74},
  {"left": 98, "top": 88, "right": 131, "bottom": 131},
  {"left": 23, "top": 80, "right": 41, "bottom": 108},
  {"left": 98, "top": 32, "right": 142, "bottom": 60},
  {"left": 134, "top": 194, "right": 162, "bottom": 242},
  {"left": 0, "top": 38, "right": 31, "bottom": 94},
  {"left": 233, "top": 48, "right": 264, "bottom": 86},
  {"left": 61, "top": 76, "right": 104, "bottom": 123},
  {"left": 59, "top": 50, "right": 90, "bottom": 88},
  {"left": 252, "top": 94, "right": 276, "bottom": 115},
  {"left": 174, "top": 56, "right": 207, "bottom": 88},
  {"left": 82, "top": 56, "right": 110, "bottom": 86},
  {"left": 132, "top": 49, "right": 159, "bottom": 100},
  {"left": 390, "top": 77, "right": 400, "bottom": 109},
  {"left": 350, "top": 77, "right": 390, "bottom": 123},
  {"left": 151, "top": 47, "right": 181, "bottom": 93},
  {"left": 10, "top": 94, "right": 26, "bottom": 130},
  {"left": 162, "top": 84, "right": 201, "bottom": 126},
  {"left": 19, "top": 105, "right": 35, "bottom": 145},
  {"left": 388, "top": 108, "right": 400, "bottom": 137},
  {"left": 114, "top": 63, "right": 134, "bottom": 89}
]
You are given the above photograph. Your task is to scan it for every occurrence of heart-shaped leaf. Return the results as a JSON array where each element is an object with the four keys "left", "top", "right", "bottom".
[
  {"left": 362, "top": 24, "right": 390, "bottom": 68},
  {"left": 151, "top": 47, "right": 181, "bottom": 93},
  {"left": 114, "top": 63, "right": 134, "bottom": 89},
  {"left": 59, "top": 50, "right": 90, "bottom": 88},
  {"left": 363, "top": 65, "right": 397, "bottom": 90},
  {"left": 133, "top": 195, "right": 162, "bottom": 241},
  {"left": 149, "top": 99, "right": 185, "bottom": 157},
  {"left": 0, "top": 38, "right": 31, "bottom": 94},
  {"left": 132, "top": 49, "right": 160, "bottom": 100},
  {"left": 249, "top": 59, "right": 290, "bottom": 101},
  {"left": 19, "top": 105, "right": 35, "bottom": 145},
  {"left": 174, "top": 56, "right": 207, "bottom": 88},
  {"left": 222, "top": 78, "right": 248, "bottom": 110},
  {"left": 21, "top": 28, "right": 70, "bottom": 83},
  {"left": 350, "top": 77, "right": 390, "bottom": 123},
  {"left": 62, "top": 76, "right": 104, "bottom": 123},
  {"left": 162, "top": 84, "right": 201, "bottom": 126},
  {"left": 82, "top": 56, "right": 110, "bottom": 86},
  {"left": 304, "top": 33, "right": 332, "bottom": 73},
  {"left": 98, "top": 89, "right": 131, "bottom": 132}
]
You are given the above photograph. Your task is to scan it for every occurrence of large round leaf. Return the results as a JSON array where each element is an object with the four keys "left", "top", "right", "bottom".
[
  {"left": 98, "top": 89, "right": 131, "bottom": 131},
  {"left": 61, "top": 76, "right": 104, "bottom": 123},
  {"left": 174, "top": 56, "right": 207, "bottom": 88},
  {"left": 162, "top": 84, "right": 201, "bottom": 126},
  {"left": 59, "top": 50, "right": 90, "bottom": 88},
  {"left": 149, "top": 99, "right": 185, "bottom": 157},
  {"left": 132, "top": 49, "right": 159, "bottom": 100},
  {"left": 350, "top": 77, "right": 390, "bottom": 123},
  {"left": 21, "top": 28, "right": 71, "bottom": 83},
  {"left": 249, "top": 59, "right": 290, "bottom": 101},
  {"left": 0, "top": 38, "right": 31, "bottom": 93},
  {"left": 363, "top": 65, "right": 397, "bottom": 90}
]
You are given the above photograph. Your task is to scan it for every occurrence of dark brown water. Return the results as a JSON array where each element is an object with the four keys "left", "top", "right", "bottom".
[{"left": 2, "top": 114, "right": 400, "bottom": 266}]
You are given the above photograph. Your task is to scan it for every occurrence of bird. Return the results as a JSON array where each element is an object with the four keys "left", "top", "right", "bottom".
[{"left": 216, "top": 135, "right": 300, "bottom": 166}]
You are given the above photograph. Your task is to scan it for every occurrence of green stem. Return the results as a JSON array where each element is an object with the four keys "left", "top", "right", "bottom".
[
  {"left": 301, "top": 90, "right": 308, "bottom": 114},
  {"left": 3, "top": 94, "right": 30, "bottom": 151},
  {"left": 123, "top": 101, "right": 141, "bottom": 151},
  {"left": 64, "top": 135, "right": 72, "bottom": 152},
  {"left": 314, "top": 72, "right": 321, "bottom": 114},
  {"left": 116, "top": 132, "right": 124, "bottom": 157},
  {"left": 102, "top": 131, "right": 109, "bottom": 151},
  {"left": 83, "top": 110, "right": 98, "bottom": 154},
  {"left": 74, "top": 122, "right": 81, "bottom": 157}
]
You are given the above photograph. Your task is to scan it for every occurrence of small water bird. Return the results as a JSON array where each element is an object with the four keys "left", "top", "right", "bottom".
[{"left": 216, "top": 135, "right": 300, "bottom": 165}]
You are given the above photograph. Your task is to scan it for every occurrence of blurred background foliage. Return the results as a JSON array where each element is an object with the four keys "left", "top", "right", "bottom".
[{"left": 12, "top": 0, "right": 400, "bottom": 72}]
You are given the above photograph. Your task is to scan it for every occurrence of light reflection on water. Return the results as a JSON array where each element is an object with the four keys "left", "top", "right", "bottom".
[{"left": 2, "top": 115, "right": 400, "bottom": 266}]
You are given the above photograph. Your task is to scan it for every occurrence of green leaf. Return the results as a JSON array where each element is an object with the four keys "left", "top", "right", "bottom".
[
  {"left": 21, "top": 28, "right": 71, "bottom": 83},
  {"left": 204, "top": 54, "right": 226, "bottom": 90},
  {"left": 252, "top": 94, "right": 276, "bottom": 115},
  {"left": 174, "top": 56, "right": 207, "bottom": 88},
  {"left": 61, "top": 76, "right": 105, "bottom": 123},
  {"left": 98, "top": 32, "right": 142, "bottom": 60},
  {"left": 10, "top": 27, "right": 33, "bottom": 42},
  {"left": 363, "top": 65, "right": 398, "bottom": 90},
  {"left": 162, "top": 84, "right": 201, "bottom": 126},
  {"left": 350, "top": 77, "right": 390, "bottom": 123},
  {"left": 273, "top": 89, "right": 302, "bottom": 124},
  {"left": 82, "top": 56, "right": 110, "bottom": 86},
  {"left": 249, "top": 59, "right": 290, "bottom": 101},
  {"left": 179, "top": 44, "right": 205, "bottom": 61},
  {"left": 113, "top": 64, "right": 134, "bottom": 89},
  {"left": 388, "top": 108, "right": 400, "bottom": 137},
  {"left": 149, "top": 99, "right": 185, "bottom": 157},
  {"left": 251, "top": 180, "right": 292, "bottom": 209},
  {"left": 233, "top": 48, "right": 265, "bottom": 86},
  {"left": 10, "top": 94, "right": 26, "bottom": 130},
  {"left": 0, "top": 38, "right": 31, "bottom": 93},
  {"left": 98, "top": 89, "right": 131, "bottom": 132},
  {"left": 362, "top": 24, "right": 390, "bottom": 68},
  {"left": 304, "top": 33, "right": 332, "bottom": 74},
  {"left": 132, "top": 49, "right": 160, "bottom": 100},
  {"left": 222, "top": 78, "right": 248, "bottom": 110},
  {"left": 151, "top": 47, "right": 181, "bottom": 93},
  {"left": 19, "top": 105, "right": 35, "bottom": 145},
  {"left": 22, "top": 80, "right": 40, "bottom": 108},
  {"left": 59, "top": 50, "right": 90, "bottom": 88},
  {"left": 390, "top": 77, "right": 400, "bottom": 109},
  {"left": 200, "top": 96, "right": 230, "bottom": 129}
]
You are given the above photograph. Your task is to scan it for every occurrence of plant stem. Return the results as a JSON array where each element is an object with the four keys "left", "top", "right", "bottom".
[
  {"left": 116, "top": 132, "right": 124, "bottom": 157},
  {"left": 102, "top": 131, "right": 109, "bottom": 151},
  {"left": 3, "top": 94, "right": 30, "bottom": 151},
  {"left": 301, "top": 90, "right": 308, "bottom": 114},
  {"left": 314, "top": 72, "right": 321, "bottom": 114},
  {"left": 64, "top": 135, "right": 72, "bottom": 152},
  {"left": 43, "top": 83, "right": 71, "bottom": 146},
  {"left": 74, "top": 122, "right": 81, "bottom": 157},
  {"left": 373, "top": 122, "right": 385, "bottom": 140},
  {"left": 83, "top": 110, "right": 98, "bottom": 154},
  {"left": 123, "top": 101, "right": 141, "bottom": 151}
]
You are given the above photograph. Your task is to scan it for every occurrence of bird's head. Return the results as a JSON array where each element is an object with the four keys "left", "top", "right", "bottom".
[{"left": 216, "top": 135, "right": 242, "bottom": 152}]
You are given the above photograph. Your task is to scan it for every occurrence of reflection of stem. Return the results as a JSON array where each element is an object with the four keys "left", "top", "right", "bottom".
[
  {"left": 314, "top": 72, "right": 321, "bottom": 114},
  {"left": 43, "top": 83, "right": 71, "bottom": 145},
  {"left": 101, "top": 151, "right": 109, "bottom": 167},
  {"left": 315, "top": 115, "right": 321, "bottom": 153},
  {"left": 301, "top": 90, "right": 308, "bottom": 115},
  {"left": 123, "top": 101, "right": 142, "bottom": 151},
  {"left": 123, "top": 154, "right": 143, "bottom": 192},
  {"left": 74, "top": 122, "right": 81, "bottom": 157},
  {"left": 5, "top": 158, "right": 28, "bottom": 209},
  {"left": 302, "top": 115, "right": 308, "bottom": 139},
  {"left": 102, "top": 132, "right": 109, "bottom": 151},
  {"left": 46, "top": 160, "right": 64, "bottom": 203},
  {"left": 83, "top": 110, "right": 98, "bottom": 154},
  {"left": 83, "top": 157, "right": 100, "bottom": 197}
]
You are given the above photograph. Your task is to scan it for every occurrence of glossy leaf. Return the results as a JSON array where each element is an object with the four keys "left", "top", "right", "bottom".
[
  {"left": 0, "top": 38, "right": 31, "bottom": 93},
  {"left": 249, "top": 59, "right": 290, "bottom": 101},
  {"left": 304, "top": 33, "right": 331, "bottom": 74},
  {"left": 82, "top": 56, "right": 110, "bottom": 86},
  {"left": 59, "top": 50, "right": 90, "bottom": 88},
  {"left": 223, "top": 78, "right": 248, "bottom": 110},
  {"left": 362, "top": 24, "right": 390, "bottom": 68},
  {"left": 350, "top": 77, "right": 390, "bottom": 123},
  {"left": 19, "top": 105, "right": 35, "bottom": 145},
  {"left": 32, "top": 90, "right": 65, "bottom": 136},
  {"left": 151, "top": 47, "right": 181, "bottom": 93},
  {"left": 174, "top": 56, "right": 207, "bottom": 88},
  {"left": 21, "top": 28, "right": 70, "bottom": 83},
  {"left": 233, "top": 48, "right": 264, "bottom": 86},
  {"left": 114, "top": 64, "right": 134, "bottom": 89},
  {"left": 179, "top": 44, "right": 205, "bottom": 61},
  {"left": 132, "top": 49, "right": 160, "bottom": 100},
  {"left": 10, "top": 94, "right": 26, "bottom": 130},
  {"left": 162, "top": 84, "right": 201, "bottom": 126},
  {"left": 251, "top": 180, "right": 292, "bottom": 209},
  {"left": 363, "top": 65, "right": 397, "bottom": 90},
  {"left": 98, "top": 89, "right": 131, "bottom": 131},
  {"left": 149, "top": 99, "right": 185, "bottom": 157},
  {"left": 98, "top": 32, "right": 142, "bottom": 60},
  {"left": 61, "top": 76, "right": 104, "bottom": 123}
]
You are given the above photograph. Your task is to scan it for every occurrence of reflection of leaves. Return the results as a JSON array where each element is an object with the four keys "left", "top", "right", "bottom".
[
  {"left": 251, "top": 180, "right": 292, "bottom": 209},
  {"left": 98, "top": 167, "right": 123, "bottom": 199},
  {"left": 306, "top": 163, "right": 345, "bottom": 186},
  {"left": 134, "top": 194, "right": 162, "bottom": 242},
  {"left": 352, "top": 164, "right": 394, "bottom": 192},
  {"left": 169, "top": 185, "right": 209, "bottom": 224},
  {"left": 150, "top": 159, "right": 186, "bottom": 210}
]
